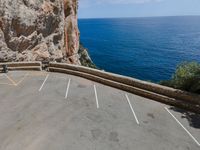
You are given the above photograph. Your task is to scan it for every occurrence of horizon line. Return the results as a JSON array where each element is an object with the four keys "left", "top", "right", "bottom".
[{"left": 78, "top": 15, "right": 200, "bottom": 20}]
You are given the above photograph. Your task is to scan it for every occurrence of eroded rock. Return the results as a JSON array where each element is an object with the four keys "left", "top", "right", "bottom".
[{"left": 0, "top": 0, "right": 80, "bottom": 64}]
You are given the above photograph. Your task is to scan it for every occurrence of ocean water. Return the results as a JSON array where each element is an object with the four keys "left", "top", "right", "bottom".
[{"left": 78, "top": 16, "right": 200, "bottom": 82}]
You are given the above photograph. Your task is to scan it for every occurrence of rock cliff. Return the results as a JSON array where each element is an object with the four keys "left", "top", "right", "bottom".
[{"left": 0, "top": 0, "right": 90, "bottom": 65}]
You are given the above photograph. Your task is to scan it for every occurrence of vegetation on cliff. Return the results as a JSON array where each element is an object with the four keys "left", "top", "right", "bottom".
[
  {"left": 160, "top": 62, "right": 200, "bottom": 94},
  {"left": 78, "top": 43, "right": 97, "bottom": 69}
]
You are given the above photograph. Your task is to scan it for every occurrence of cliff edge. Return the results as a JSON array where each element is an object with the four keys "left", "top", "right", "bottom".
[{"left": 0, "top": 0, "right": 93, "bottom": 66}]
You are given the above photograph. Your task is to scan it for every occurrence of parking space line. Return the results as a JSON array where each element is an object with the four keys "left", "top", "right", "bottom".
[
  {"left": 4, "top": 74, "right": 17, "bottom": 86},
  {"left": 125, "top": 94, "right": 140, "bottom": 125},
  {"left": 0, "top": 83, "right": 14, "bottom": 86},
  {"left": 65, "top": 78, "right": 71, "bottom": 99},
  {"left": 16, "top": 73, "right": 29, "bottom": 86},
  {"left": 39, "top": 74, "right": 49, "bottom": 92},
  {"left": 165, "top": 107, "right": 200, "bottom": 146},
  {"left": 94, "top": 84, "right": 99, "bottom": 109}
]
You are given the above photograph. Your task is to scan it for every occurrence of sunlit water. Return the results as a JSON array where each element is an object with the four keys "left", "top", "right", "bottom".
[{"left": 79, "top": 16, "right": 200, "bottom": 82}]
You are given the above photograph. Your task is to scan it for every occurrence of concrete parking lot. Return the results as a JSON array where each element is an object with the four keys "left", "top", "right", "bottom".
[{"left": 0, "top": 71, "right": 199, "bottom": 150}]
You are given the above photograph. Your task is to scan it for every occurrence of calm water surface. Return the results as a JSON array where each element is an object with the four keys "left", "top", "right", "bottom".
[{"left": 79, "top": 16, "right": 200, "bottom": 82}]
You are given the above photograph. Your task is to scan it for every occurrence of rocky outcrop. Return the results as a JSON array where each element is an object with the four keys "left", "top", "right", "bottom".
[
  {"left": 0, "top": 0, "right": 83, "bottom": 64},
  {"left": 78, "top": 44, "right": 97, "bottom": 69}
]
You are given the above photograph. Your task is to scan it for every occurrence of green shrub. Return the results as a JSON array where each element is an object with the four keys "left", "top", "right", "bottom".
[{"left": 160, "top": 62, "right": 200, "bottom": 94}]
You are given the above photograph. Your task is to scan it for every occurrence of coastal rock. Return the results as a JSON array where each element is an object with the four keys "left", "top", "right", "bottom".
[{"left": 0, "top": 0, "right": 82, "bottom": 64}]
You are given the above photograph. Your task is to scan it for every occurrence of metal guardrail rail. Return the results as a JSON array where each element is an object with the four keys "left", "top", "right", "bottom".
[
  {"left": 0, "top": 61, "right": 199, "bottom": 113},
  {"left": 0, "top": 62, "right": 42, "bottom": 71},
  {"left": 49, "top": 62, "right": 200, "bottom": 114}
]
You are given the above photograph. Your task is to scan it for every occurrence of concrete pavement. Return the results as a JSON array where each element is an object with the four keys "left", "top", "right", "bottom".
[{"left": 0, "top": 71, "right": 199, "bottom": 150}]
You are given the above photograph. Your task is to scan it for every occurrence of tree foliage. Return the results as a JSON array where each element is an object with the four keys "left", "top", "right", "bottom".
[{"left": 160, "top": 62, "right": 200, "bottom": 94}]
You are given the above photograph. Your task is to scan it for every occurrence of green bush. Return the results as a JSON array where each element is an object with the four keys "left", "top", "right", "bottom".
[{"left": 160, "top": 62, "right": 200, "bottom": 94}]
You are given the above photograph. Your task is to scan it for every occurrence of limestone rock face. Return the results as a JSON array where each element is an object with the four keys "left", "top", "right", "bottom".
[{"left": 0, "top": 0, "right": 80, "bottom": 64}]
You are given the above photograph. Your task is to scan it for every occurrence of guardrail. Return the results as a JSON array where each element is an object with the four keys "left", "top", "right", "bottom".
[
  {"left": 0, "top": 61, "right": 199, "bottom": 113},
  {"left": 0, "top": 62, "right": 42, "bottom": 71},
  {"left": 49, "top": 62, "right": 200, "bottom": 114}
]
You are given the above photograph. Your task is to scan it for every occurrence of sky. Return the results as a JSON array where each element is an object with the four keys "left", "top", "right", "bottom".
[{"left": 78, "top": 0, "right": 200, "bottom": 18}]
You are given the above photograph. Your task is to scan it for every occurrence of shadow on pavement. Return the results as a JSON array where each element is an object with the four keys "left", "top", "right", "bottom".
[{"left": 170, "top": 107, "right": 200, "bottom": 129}]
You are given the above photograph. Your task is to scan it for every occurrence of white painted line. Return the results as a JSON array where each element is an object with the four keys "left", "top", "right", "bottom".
[
  {"left": 94, "top": 84, "right": 99, "bottom": 109},
  {"left": 165, "top": 107, "right": 200, "bottom": 146},
  {"left": 65, "top": 78, "right": 71, "bottom": 99},
  {"left": 16, "top": 73, "right": 29, "bottom": 85},
  {"left": 4, "top": 74, "right": 17, "bottom": 86},
  {"left": 39, "top": 74, "right": 49, "bottom": 92},
  {"left": 0, "top": 83, "right": 14, "bottom": 86},
  {"left": 125, "top": 94, "right": 140, "bottom": 125}
]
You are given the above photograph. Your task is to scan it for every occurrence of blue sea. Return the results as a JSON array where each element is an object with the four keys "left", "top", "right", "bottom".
[{"left": 78, "top": 16, "right": 200, "bottom": 82}]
